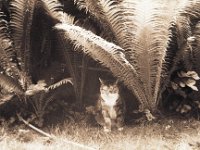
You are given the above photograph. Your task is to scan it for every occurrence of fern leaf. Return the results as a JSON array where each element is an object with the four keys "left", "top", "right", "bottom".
[
  {"left": 76, "top": 1, "right": 178, "bottom": 111},
  {"left": 191, "top": 22, "right": 200, "bottom": 75},
  {"left": 189, "top": 22, "right": 200, "bottom": 99},
  {"left": 10, "top": 0, "right": 37, "bottom": 75},
  {"left": 38, "top": 0, "right": 82, "bottom": 98},
  {"left": 176, "top": 16, "right": 192, "bottom": 48},
  {"left": 46, "top": 78, "right": 73, "bottom": 91},
  {"left": 0, "top": 12, "right": 23, "bottom": 79},
  {"left": 75, "top": 0, "right": 117, "bottom": 43},
  {"left": 75, "top": 0, "right": 104, "bottom": 18},
  {"left": 0, "top": 73, "right": 24, "bottom": 94},
  {"left": 55, "top": 23, "right": 148, "bottom": 111},
  {"left": 179, "top": 0, "right": 200, "bottom": 24},
  {"left": 75, "top": 0, "right": 138, "bottom": 61},
  {"left": 161, "top": 22, "right": 178, "bottom": 76},
  {"left": 175, "top": 15, "right": 195, "bottom": 71},
  {"left": 55, "top": 31, "right": 82, "bottom": 104},
  {"left": 122, "top": 0, "right": 173, "bottom": 110},
  {"left": 97, "top": 0, "right": 138, "bottom": 61},
  {"left": 0, "top": 12, "right": 15, "bottom": 70},
  {"left": 158, "top": 22, "right": 180, "bottom": 101},
  {"left": 42, "top": 8, "right": 83, "bottom": 103},
  {"left": 38, "top": 0, "right": 64, "bottom": 24}
]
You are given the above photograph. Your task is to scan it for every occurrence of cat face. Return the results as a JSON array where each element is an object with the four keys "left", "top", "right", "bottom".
[{"left": 99, "top": 78, "right": 119, "bottom": 106}]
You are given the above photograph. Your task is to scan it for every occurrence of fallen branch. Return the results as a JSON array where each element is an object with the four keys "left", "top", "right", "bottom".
[
  {"left": 17, "top": 114, "right": 54, "bottom": 138},
  {"left": 17, "top": 114, "right": 98, "bottom": 150},
  {"left": 0, "top": 133, "right": 6, "bottom": 141}
]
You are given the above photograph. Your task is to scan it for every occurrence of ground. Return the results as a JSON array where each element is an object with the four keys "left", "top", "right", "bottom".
[{"left": 0, "top": 116, "right": 200, "bottom": 150}]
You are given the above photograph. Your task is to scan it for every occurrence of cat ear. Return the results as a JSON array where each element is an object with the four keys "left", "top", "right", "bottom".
[{"left": 99, "top": 78, "right": 104, "bottom": 84}]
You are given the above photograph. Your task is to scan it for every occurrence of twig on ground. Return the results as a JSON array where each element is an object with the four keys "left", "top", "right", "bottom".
[
  {"left": 17, "top": 114, "right": 98, "bottom": 150},
  {"left": 0, "top": 133, "right": 6, "bottom": 141}
]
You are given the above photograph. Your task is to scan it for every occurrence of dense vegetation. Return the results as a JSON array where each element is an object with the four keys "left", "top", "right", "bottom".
[{"left": 0, "top": 0, "right": 200, "bottom": 126}]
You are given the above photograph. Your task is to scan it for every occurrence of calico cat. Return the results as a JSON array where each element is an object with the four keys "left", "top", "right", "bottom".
[{"left": 95, "top": 78, "right": 126, "bottom": 132}]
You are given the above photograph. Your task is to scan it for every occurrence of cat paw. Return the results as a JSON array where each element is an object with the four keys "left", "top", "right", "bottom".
[
  {"left": 103, "top": 127, "right": 111, "bottom": 133},
  {"left": 117, "top": 127, "right": 124, "bottom": 131}
]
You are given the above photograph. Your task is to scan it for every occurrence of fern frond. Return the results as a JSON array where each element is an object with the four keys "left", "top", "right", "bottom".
[
  {"left": 0, "top": 73, "right": 24, "bottom": 94},
  {"left": 0, "top": 12, "right": 23, "bottom": 79},
  {"left": 0, "top": 12, "right": 15, "bottom": 70},
  {"left": 48, "top": 12, "right": 83, "bottom": 104},
  {"left": 175, "top": 1, "right": 200, "bottom": 70},
  {"left": 176, "top": 16, "right": 192, "bottom": 48},
  {"left": 10, "top": 0, "right": 37, "bottom": 75},
  {"left": 174, "top": 15, "right": 195, "bottom": 71},
  {"left": 179, "top": 0, "right": 200, "bottom": 24},
  {"left": 75, "top": 0, "right": 137, "bottom": 60},
  {"left": 55, "top": 32, "right": 81, "bottom": 103},
  {"left": 161, "top": 22, "right": 178, "bottom": 75},
  {"left": 55, "top": 23, "right": 148, "bottom": 111},
  {"left": 75, "top": 0, "right": 103, "bottom": 17},
  {"left": 74, "top": 0, "right": 87, "bottom": 11},
  {"left": 76, "top": 1, "right": 179, "bottom": 111},
  {"left": 189, "top": 22, "right": 200, "bottom": 99},
  {"left": 38, "top": 0, "right": 64, "bottom": 24},
  {"left": 75, "top": 0, "right": 117, "bottom": 43},
  {"left": 74, "top": 17, "right": 97, "bottom": 34},
  {"left": 47, "top": 77, "right": 73, "bottom": 91},
  {"left": 97, "top": 0, "right": 138, "bottom": 61},
  {"left": 191, "top": 22, "right": 200, "bottom": 74},
  {"left": 122, "top": 0, "right": 173, "bottom": 110}
]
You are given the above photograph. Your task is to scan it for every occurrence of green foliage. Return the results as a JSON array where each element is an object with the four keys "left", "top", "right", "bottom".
[{"left": 163, "top": 70, "right": 200, "bottom": 115}]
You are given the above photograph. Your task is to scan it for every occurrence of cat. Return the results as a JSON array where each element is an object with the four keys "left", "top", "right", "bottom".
[{"left": 95, "top": 78, "right": 126, "bottom": 132}]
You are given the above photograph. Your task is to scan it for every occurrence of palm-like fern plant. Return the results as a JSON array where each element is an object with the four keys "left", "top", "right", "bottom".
[
  {"left": 0, "top": 11, "right": 24, "bottom": 95},
  {"left": 1, "top": 0, "right": 200, "bottom": 116},
  {"left": 54, "top": 0, "right": 176, "bottom": 112},
  {"left": 56, "top": 0, "right": 200, "bottom": 113},
  {"left": 0, "top": 0, "right": 74, "bottom": 116}
]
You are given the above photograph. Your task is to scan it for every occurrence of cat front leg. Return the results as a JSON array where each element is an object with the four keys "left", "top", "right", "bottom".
[
  {"left": 116, "top": 116, "right": 124, "bottom": 131},
  {"left": 103, "top": 118, "right": 111, "bottom": 132},
  {"left": 102, "top": 110, "right": 111, "bottom": 132}
]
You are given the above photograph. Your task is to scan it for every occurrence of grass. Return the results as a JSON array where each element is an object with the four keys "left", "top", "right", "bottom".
[{"left": 0, "top": 116, "right": 200, "bottom": 150}]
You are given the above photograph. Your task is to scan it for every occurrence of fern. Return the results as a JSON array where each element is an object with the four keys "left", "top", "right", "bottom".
[
  {"left": 96, "top": 0, "right": 138, "bottom": 62},
  {"left": 55, "top": 23, "right": 148, "bottom": 111},
  {"left": 75, "top": 0, "right": 117, "bottom": 43},
  {"left": 0, "top": 73, "right": 24, "bottom": 95},
  {"left": 75, "top": 0, "right": 105, "bottom": 20},
  {"left": 73, "top": 0, "right": 176, "bottom": 111},
  {"left": 0, "top": 13, "right": 14, "bottom": 70},
  {"left": 179, "top": 0, "right": 200, "bottom": 25},
  {"left": 75, "top": 0, "right": 135, "bottom": 56},
  {"left": 191, "top": 22, "right": 200, "bottom": 77},
  {"left": 38, "top": 0, "right": 83, "bottom": 104},
  {"left": 56, "top": 15, "right": 82, "bottom": 104},
  {"left": 0, "top": 12, "right": 20, "bottom": 76},
  {"left": 46, "top": 77, "right": 73, "bottom": 91},
  {"left": 130, "top": 0, "right": 173, "bottom": 109},
  {"left": 38, "top": 0, "right": 64, "bottom": 24},
  {"left": 10, "top": 0, "right": 36, "bottom": 87},
  {"left": 30, "top": 91, "right": 55, "bottom": 127}
]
